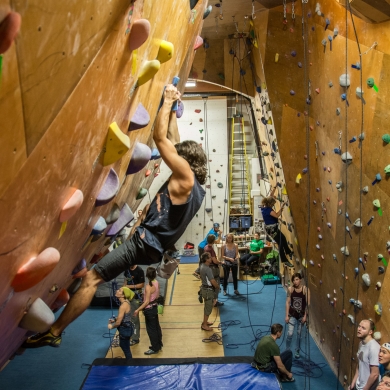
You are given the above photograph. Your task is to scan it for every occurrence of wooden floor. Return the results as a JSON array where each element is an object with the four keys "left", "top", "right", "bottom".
[{"left": 106, "top": 264, "right": 224, "bottom": 359}]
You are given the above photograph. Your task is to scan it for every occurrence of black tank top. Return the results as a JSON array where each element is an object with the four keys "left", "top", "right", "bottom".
[
  {"left": 289, "top": 287, "right": 307, "bottom": 319},
  {"left": 136, "top": 175, "right": 205, "bottom": 253}
]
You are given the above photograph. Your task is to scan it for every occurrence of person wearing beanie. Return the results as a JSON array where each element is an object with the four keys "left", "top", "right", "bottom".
[
  {"left": 379, "top": 342, "right": 390, "bottom": 378},
  {"left": 108, "top": 287, "right": 135, "bottom": 359}
]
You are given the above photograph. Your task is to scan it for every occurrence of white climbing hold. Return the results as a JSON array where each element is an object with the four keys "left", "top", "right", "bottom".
[
  {"left": 354, "top": 218, "right": 362, "bottom": 228},
  {"left": 362, "top": 186, "right": 369, "bottom": 193},
  {"left": 362, "top": 273, "right": 370, "bottom": 287},
  {"left": 341, "top": 246, "right": 349, "bottom": 256},
  {"left": 335, "top": 181, "right": 343, "bottom": 192},
  {"left": 373, "top": 331, "right": 382, "bottom": 341},
  {"left": 339, "top": 74, "right": 351, "bottom": 87},
  {"left": 341, "top": 152, "right": 352, "bottom": 164}
]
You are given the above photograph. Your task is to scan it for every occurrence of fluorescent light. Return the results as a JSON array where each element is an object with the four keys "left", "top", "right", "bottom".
[{"left": 185, "top": 80, "right": 197, "bottom": 87}]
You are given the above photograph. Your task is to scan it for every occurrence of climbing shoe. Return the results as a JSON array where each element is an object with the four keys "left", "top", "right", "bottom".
[{"left": 22, "top": 329, "right": 62, "bottom": 348}]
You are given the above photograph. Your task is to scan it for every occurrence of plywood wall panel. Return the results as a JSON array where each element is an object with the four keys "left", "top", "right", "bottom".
[{"left": 0, "top": 0, "right": 206, "bottom": 367}]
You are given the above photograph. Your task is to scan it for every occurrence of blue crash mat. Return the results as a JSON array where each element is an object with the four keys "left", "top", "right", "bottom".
[{"left": 82, "top": 360, "right": 281, "bottom": 390}]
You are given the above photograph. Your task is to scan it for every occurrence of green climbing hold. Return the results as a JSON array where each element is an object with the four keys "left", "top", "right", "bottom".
[
  {"left": 382, "top": 134, "right": 390, "bottom": 144},
  {"left": 199, "top": 129, "right": 203, "bottom": 133},
  {"left": 384, "top": 165, "right": 390, "bottom": 175},
  {"left": 367, "top": 78, "right": 375, "bottom": 87},
  {"left": 136, "top": 188, "right": 147, "bottom": 200},
  {"left": 373, "top": 199, "right": 381, "bottom": 208},
  {"left": 218, "top": 73, "right": 225, "bottom": 80},
  {"left": 217, "top": 182, "right": 223, "bottom": 188}
]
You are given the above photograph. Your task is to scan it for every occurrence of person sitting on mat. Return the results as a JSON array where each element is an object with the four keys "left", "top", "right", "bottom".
[
  {"left": 107, "top": 287, "right": 135, "bottom": 359},
  {"left": 133, "top": 267, "right": 163, "bottom": 355},
  {"left": 199, "top": 252, "right": 220, "bottom": 331},
  {"left": 221, "top": 233, "right": 240, "bottom": 295},
  {"left": 22, "top": 84, "right": 207, "bottom": 349},
  {"left": 193, "top": 222, "right": 221, "bottom": 279},
  {"left": 123, "top": 264, "right": 145, "bottom": 346},
  {"left": 261, "top": 188, "right": 294, "bottom": 268},
  {"left": 204, "top": 234, "right": 223, "bottom": 307},
  {"left": 240, "top": 232, "right": 264, "bottom": 275},
  {"left": 252, "top": 323, "right": 295, "bottom": 383}
]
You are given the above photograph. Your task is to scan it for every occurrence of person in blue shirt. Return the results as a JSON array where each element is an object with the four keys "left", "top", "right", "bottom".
[
  {"left": 193, "top": 223, "right": 221, "bottom": 278},
  {"left": 261, "top": 187, "right": 293, "bottom": 268}
]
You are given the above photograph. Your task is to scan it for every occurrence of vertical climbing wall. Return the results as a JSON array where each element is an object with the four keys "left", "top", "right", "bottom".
[
  {"left": 0, "top": 0, "right": 208, "bottom": 368},
  {"left": 253, "top": 0, "right": 390, "bottom": 385}
]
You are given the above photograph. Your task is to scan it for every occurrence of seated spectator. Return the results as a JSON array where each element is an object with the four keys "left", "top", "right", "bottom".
[{"left": 240, "top": 233, "right": 264, "bottom": 275}]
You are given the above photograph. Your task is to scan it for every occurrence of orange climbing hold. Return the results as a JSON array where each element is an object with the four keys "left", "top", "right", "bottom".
[
  {"left": 51, "top": 289, "right": 70, "bottom": 311},
  {"left": 12, "top": 248, "right": 61, "bottom": 292},
  {"left": 59, "top": 189, "right": 84, "bottom": 222}
]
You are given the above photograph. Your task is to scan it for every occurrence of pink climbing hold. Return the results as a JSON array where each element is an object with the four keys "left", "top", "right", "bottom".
[
  {"left": 51, "top": 289, "right": 70, "bottom": 311},
  {"left": 12, "top": 248, "right": 61, "bottom": 292},
  {"left": 315, "top": 88, "right": 320, "bottom": 94},
  {"left": 0, "top": 11, "right": 21, "bottom": 54},
  {"left": 194, "top": 36, "right": 203, "bottom": 50},
  {"left": 59, "top": 189, "right": 84, "bottom": 222},
  {"left": 128, "top": 19, "right": 151, "bottom": 51}
]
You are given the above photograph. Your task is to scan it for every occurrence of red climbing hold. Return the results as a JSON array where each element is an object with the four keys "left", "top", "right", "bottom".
[
  {"left": 195, "top": 109, "right": 201, "bottom": 113},
  {"left": 0, "top": 12, "right": 21, "bottom": 54}
]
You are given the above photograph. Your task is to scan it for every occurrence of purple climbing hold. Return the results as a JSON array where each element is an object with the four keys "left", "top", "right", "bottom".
[
  {"left": 95, "top": 168, "right": 120, "bottom": 207},
  {"left": 72, "top": 259, "right": 87, "bottom": 275},
  {"left": 176, "top": 101, "right": 184, "bottom": 118},
  {"left": 126, "top": 143, "right": 152, "bottom": 175},
  {"left": 291, "top": 50, "right": 297, "bottom": 57},
  {"left": 290, "top": 90, "right": 295, "bottom": 96},
  {"left": 311, "top": 26, "right": 315, "bottom": 31},
  {"left": 129, "top": 103, "right": 150, "bottom": 131},
  {"left": 302, "top": 168, "right": 308, "bottom": 173}
]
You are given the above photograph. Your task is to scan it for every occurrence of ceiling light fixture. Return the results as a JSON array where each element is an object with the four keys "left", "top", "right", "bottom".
[{"left": 185, "top": 80, "right": 197, "bottom": 87}]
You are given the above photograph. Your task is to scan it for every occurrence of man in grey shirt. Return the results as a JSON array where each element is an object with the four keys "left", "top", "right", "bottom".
[
  {"left": 349, "top": 319, "right": 380, "bottom": 390},
  {"left": 199, "top": 252, "right": 219, "bottom": 331}
]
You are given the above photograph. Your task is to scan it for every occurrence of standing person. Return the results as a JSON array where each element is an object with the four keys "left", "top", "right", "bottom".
[
  {"left": 23, "top": 84, "right": 207, "bottom": 349},
  {"left": 240, "top": 232, "right": 264, "bottom": 275},
  {"left": 204, "top": 234, "right": 223, "bottom": 307},
  {"left": 107, "top": 287, "right": 135, "bottom": 359},
  {"left": 134, "top": 267, "right": 162, "bottom": 355},
  {"left": 378, "top": 342, "right": 390, "bottom": 377},
  {"left": 123, "top": 264, "right": 145, "bottom": 346},
  {"left": 193, "top": 222, "right": 221, "bottom": 278},
  {"left": 221, "top": 233, "right": 240, "bottom": 295},
  {"left": 261, "top": 188, "right": 293, "bottom": 268},
  {"left": 252, "top": 323, "right": 295, "bottom": 383},
  {"left": 199, "top": 252, "right": 220, "bottom": 331},
  {"left": 349, "top": 319, "right": 380, "bottom": 390},
  {"left": 285, "top": 273, "right": 310, "bottom": 358}
]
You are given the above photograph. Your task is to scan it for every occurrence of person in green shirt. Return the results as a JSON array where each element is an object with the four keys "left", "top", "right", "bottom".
[
  {"left": 240, "top": 233, "right": 264, "bottom": 274},
  {"left": 253, "top": 323, "right": 295, "bottom": 383}
]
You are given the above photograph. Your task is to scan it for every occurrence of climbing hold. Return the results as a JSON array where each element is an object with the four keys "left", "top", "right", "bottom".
[
  {"left": 134, "top": 187, "right": 148, "bottom": 201},
  {"left": 105, "top": 203, "right": 120, "bottom": 225},
  {"left": 385, "top": 165, "right": 390, "bottom": 175},
  {"left": 339, "top": 74, "right": 350, "bottom": 87},
  {"left": 0, "top": 11, "right": 21, "bottom": 55},
  {"left": 107, "top": 203, "right": 134, "bottom": 236},
  {"left": 372, "top": 173, "right": 382, "bottom": 185},
  {"left": 373, "top": 199, "right": 381, "bottom": 208},
  {"left": 302, "top": 168, "right": 308, "bottom": 174},
  {"left": 356, "top": 87, "right": 365, "bottom": 103},
  {"left": 203, "top": 5, "right": 212, "bottom": 19},
  {"left": 376, "top": 282, "right": 382, "bottom": 289},
  {"left": 367, "top": 216, "right": 374, "bottom": 225},
  {"left": 19, "top": 298, "right": 55, "bottom": 333},
  {"left": 341, "top": 152, "right": 352, "bottom": 164},
  {"left": 341, "top": 246, "right": 349, "bottom": 256},
  {"left": 378, "top": 266, "right": 385, "bottom": 274},
  {"left": 362, "top": 273, "right": 370, "bottom": 287},
  {"left": 12, "top": 248, "right": 61, "bottom": 292},
  {"left": 296, "top": 173, "right": 302, "bottom": 184},
  {"left": 374, "top": 302, "right": 382, "bottom": 316},
  {"left": 327, "top": 222, "right": 332, "bottom": 228},
  {"left": 354, "top": 218, "right": 362, "bottom": 228},
  {"left": 128, "top": 19, "right": 151, "bottom": 51},
  {"left": 51, "top": 289, "right": 70, "bottom": 311},
  {"left": 329, "top": 81, "right": 333, "bottom": 87},
  {"left": 333, "top": 148, "right": 341, "bottom": 155},
  {"left": 59, "top": 189, "right": 84, "bottom": 222},
  {"left": 336, "top": 108, "right": 341, "bottom": 115},
  {"left": 72, "top": 258, "right": 87, "bottom": 276},
  {"left": 150, "top": 148, "right": 161, "bottom": 160},
  {"left": 126, "top": 143, "right": 151, "bottom": 174},
  {"left": 315, "top": 88, "right": 320, "bottom": 94},
  {"left": 95, "top": 169, "right": 119, "bottom": 207},
  {"left": 382, "top": 134, "right": 390, "bottom": 144},
  {"left": 349, "top": 136, "right": 357, "bottom": 143},
  {"left": 335, "top": 181, "right": 343, "bottom": 192},
  {"left": 194, "top": 36, "right": 203, "bottom": 50},
  {"left": 103, "top": 122, "right": 130, "bottom": 166},
  {"left": 316, "top": 244, "right": 320, "bottom": 250},
  {"left": 145, "top": 169, "right": 151, "bottom": 177},
  {"left": 316, "top": 188, "right": 320, "bottom": 192},
  {"left": 129, "top": 103, "right": 150, "bottom": 131},
  {"left": 92, "top": 216, "right": 107, "bottom": 235},
  {"left": 275, "top": 53, "right": 279, "bottom": 62},
  {"left": 137, "top": 59, "right": 161, "bottom": 87},
  {"left": 290, "top": 90, "right": 295, "bottom": 96},
  {"left": 190, "top": 0, "right": 199, "bottom": 9},
  {"left": 217, "top": 182, "right": 223, "bottom": 188},
  {"left": 362, "top": 186, "right": 369, "bottom": 193},
  {"left": 205, "top": 208, "right": 212, "bottom": 213},
  {"left": 291, "top": 50, "right": 297, "bottom": 57},
  {"left": 348, "top": 315, "right": 355, "bottom": 324},
  {"left": 156, "top": 40, "right": 174, "bottom": 64},
  {"left": 298, "top": 62, "right": 302, "bottom": 68},
  {"left": 176, "top": 101, "right": 184, "bottom": 118}
]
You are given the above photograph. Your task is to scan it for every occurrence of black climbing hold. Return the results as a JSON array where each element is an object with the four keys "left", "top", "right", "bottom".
[{"left": 190, "top": 0, "right": 199, "bottom": 10}]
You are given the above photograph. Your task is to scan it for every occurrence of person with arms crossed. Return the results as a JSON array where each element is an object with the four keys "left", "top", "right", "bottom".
[
  {"left": 349, "top": 319, "right": 380, "bottom": 390},
  {"left": 23, "top": 84, "right": 207, "bottom": 349},
  {"left": 221, "top": 233, "right": 240, "bottom": 295},
  {"left": 285, "top": 272, "right": 310, "bottom": 359}
]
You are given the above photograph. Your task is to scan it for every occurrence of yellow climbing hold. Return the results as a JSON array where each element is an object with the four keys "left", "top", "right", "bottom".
[
  {"left": 302, "top": 258, "right": 307, "bottom": 268},
  {"left": 137, "top": 60, "right": 161, "bottom": 87},
  {"left": 275, "top": 53, "right": 279, "bottom": 62},
  {"left": 103, "top": 122, "right": 130, "bottom": 166},
  {"left": 296, "top": 173, "right": 302, "bottom": 184},
  {"left": 282, "top": 186, "right": 288, "bottom": 195},
  {"left": 59, "top": 221, "right": 67, "bottom": 239},
  {"left": 156, "top": 40, "right": 174, "bottom": 64}
]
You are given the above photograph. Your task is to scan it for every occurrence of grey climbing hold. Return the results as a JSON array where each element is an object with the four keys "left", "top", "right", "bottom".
[
  {"left": 329, "top": 81, "right": 333, "bottom": 87},
  {"left": 335, "top": 181, "right": 343, "bottom": 192},
  {"left": 358, "top": 132, "right": 365, "bottom": 141},
  {"left": 205, "top": 208, "right": 212, "bottom": 212},
  {"left": 290, "top": 90, "right": 295, "bottom": 96},
  {"left": 336, "top": 108, "right": 341, "bottom": 115},
  {"left": 362, "top": 273, "right": 370, "bottom": 287},
  {"left": 362, "top": 186, "right": 369, "bottom": 193},
  {"left": 341, "top": 152, "right": 352, "bottom": 164},
  {"left": 217, "top": 182, "right": 223, "bottom": 188},
  {"left": 354, "top": 218, "right": 362, "bottom": 228}
]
